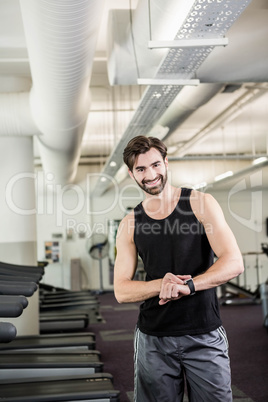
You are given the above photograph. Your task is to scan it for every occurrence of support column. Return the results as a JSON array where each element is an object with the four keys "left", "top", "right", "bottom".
[{"left": 0, "top": 136, "right": 39, "bottom": 335}]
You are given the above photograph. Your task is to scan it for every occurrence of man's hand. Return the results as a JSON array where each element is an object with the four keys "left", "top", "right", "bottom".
[{"left": 159, "top": 273, "right": 191, "bottom": 305}]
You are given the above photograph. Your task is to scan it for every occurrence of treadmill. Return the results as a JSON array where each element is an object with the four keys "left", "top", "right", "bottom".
[
  {"left": 0, "top": 276, "right": 120, "bottom": 400},
  {"left": 0, "top": 351, "right": 104, "bottom": 380},
  {"left": 0, "top": 374, "right": 120, "bottom": 401}
]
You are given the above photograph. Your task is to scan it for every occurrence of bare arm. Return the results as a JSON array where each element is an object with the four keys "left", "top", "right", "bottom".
[
  {"left": 113, "top": 211, "right": 162, "bottom": 303},
  {"left": 159, "top": 191, "right": 244, "bottom": 303},
  {"left": 191, "top": 191, "right": 244, "bottom": 291}
]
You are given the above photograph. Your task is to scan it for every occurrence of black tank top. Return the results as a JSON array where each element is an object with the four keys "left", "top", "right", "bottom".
[{"left": 134, "top": 188, "right": 222, "bottom": 336}]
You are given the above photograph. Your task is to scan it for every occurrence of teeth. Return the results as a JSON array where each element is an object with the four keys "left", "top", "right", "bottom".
[{"left": 147, "top": 178, "right": 159, "bottom": 185}]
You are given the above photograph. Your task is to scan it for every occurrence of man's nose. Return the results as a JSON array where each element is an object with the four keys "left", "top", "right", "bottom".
[{"left": 146, "top": 167, "right": 156, "bottom": 180}]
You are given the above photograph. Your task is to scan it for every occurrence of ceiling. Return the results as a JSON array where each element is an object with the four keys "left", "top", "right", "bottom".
[{"left": 0, "top": 0, "right": 268, "bottom": 195}]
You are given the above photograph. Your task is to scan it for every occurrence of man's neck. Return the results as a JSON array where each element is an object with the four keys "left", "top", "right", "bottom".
[
  {"left": 144, "top": 182, "right": 177, "bottom": 202},
  {"left": 142, "top": 184, "right": 181, "bottom": 218}
]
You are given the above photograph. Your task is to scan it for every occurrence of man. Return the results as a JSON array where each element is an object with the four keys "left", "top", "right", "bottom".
[{"left": 114, "top": 136, "right": 243, "bottom": 402}]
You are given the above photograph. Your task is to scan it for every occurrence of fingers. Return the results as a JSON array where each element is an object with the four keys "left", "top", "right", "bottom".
[
  {"left": 159, "top": 273, "right": 192, "bottom": 306},
  {"left": 176, "top": 274, "right": 191, "bottom": 283},
  {"left": 159, "top": 298, "right": 169, "bottom": 305},
  {"left": 159, "top": 293, "right": 182, "bottom": 305},
  {"left": 159, "top": 282, "right": 180, "bottom": 301}
]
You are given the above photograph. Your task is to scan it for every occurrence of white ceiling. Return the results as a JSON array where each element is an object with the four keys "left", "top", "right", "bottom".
[{"left": 0, "top": 0, "right": 268, "bottom": 193}]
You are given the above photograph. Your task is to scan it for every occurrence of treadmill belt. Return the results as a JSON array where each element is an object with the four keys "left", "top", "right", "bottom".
[
  {"left": 0, "top": 335, "right": 95, "bottom": 351},
  {"left": 0, "top": 352, "right": 103, "bottom": 370},
  {"left": 0, "top": 374, "right": 120, "bottom": 401}
]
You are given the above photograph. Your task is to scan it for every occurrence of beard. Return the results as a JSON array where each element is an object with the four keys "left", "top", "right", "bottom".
[{"left": 134, "top": 169, "right": 168, "bottom": 195}]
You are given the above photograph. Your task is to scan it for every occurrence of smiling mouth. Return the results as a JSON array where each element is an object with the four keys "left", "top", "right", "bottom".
[{"left": 144, "top": 177, "right": 161, "bottom": 186}]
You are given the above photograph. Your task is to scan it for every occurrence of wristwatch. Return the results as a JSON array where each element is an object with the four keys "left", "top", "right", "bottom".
[{"left": 184, "top": 278, "right": 195, "bottom": 296}]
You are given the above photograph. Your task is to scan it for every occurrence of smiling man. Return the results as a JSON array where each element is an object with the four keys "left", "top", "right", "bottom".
[
  {"left": 130, "top": 146, "right": 168, "bottom": 195},
  {"left": 114, "top": 135, "right": 244, "bottom": 402}
]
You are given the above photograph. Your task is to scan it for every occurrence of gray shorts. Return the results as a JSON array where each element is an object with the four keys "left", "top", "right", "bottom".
[{"left": 134, "top": 327, "right": 232, "bottom": 402}]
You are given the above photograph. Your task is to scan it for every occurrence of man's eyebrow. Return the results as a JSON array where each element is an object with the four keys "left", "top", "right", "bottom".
[
  {"left": 134, "top": 160, "right": 162, "bottom": 171},
  {"left": 134, "top": 165, "right": 145, "bottom": 171}
]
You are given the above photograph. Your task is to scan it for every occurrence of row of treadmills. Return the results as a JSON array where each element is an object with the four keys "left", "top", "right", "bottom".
[{"left": 0, "top": 260, "right": 121, "bottom": 401}]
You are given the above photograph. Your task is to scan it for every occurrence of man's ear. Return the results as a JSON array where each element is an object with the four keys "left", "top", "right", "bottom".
[
  {"left": 165, "top": 156, "right": 168, "bottom": 168},
  {"left": 128, "top": 169, "right": 134, "bottom": 180}
]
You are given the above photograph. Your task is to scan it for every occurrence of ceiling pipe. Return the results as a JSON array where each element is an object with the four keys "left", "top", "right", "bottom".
[
  {"left": 172, "top": 85, "right": 268, "bottom": 157},
  {"left": 19, "top": 0, "right": 105, "bottom": 184},
  {"left": 0, "top": 92, "right": 39, "bottom": 137},
  {"left": 150, "top": 83, "right": 224, "bottom": 141}
]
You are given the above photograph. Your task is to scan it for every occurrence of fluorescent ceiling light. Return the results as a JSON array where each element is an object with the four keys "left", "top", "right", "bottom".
[
  {"left": 214, "top": 171, "right": 233, "bottom": 182},
  {"left": 194, "top": 182, "right": 207, "bottom": 190},
  {"left": 114, "top": 164, "right": 128, "bottom": 184},
  {"left": 252, "top": 156, "right": 268, "bottom": 165},
  {"left": 137, "top": 78, "right": 200, "bottom": 86},
  {"left": 148, "top": 38, "right": 229, "bottom": 49},
  {"left": 167, "top": 146, "right": 178, "bottom": 155}
]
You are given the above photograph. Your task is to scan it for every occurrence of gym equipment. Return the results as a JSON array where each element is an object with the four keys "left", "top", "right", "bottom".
[
  {"left": 40, "top": 294, "right": 97, "bottom": 303},
  {"left": 39, "top": 282, "right": 101, "bottom": 332},
  {"left": 0, "top": 295, "right": 28, "bottom": 309},
  {"left": 260, "top": 282, "right": 268, "bottom": 328},
  {"left": 0, "top": 263, "right": 121, "bottom": 401},
  {"left": 40, "top": 299, "right": 99, "bottom": 311},
  {"left": 0, "top": 333, "right": 96, "bottom": 352},
  {"left": 0, "top": 351, "right": 104, "bottom": 380},
  {"left": 261, "top": 243, "right": 268, "bottom": 256},
  {"left": 220, "top": 281, "right": 260, "bottom": 305},
  {"left": 40, "top": 312, "right": 90, "bottom": 333},
  {"left": 0, "top": 374, "right": 120, "bottom": 401},
  {"left": 0, "top": 281, "right": 37, "bottom": 297},
  {"left": 87, "top": 233, "right": 109, "bottom": 293},
  {"left": 0, "top": 261, "right": 44, "bottom": 274},
  {"left": 0, "top": 261, "right": 44, "bottom": 282},
  {"left": 0, "top": 322, "right": 17, "bottom": 343}
]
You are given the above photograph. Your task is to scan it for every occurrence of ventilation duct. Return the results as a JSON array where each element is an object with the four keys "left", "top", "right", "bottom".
[
  {"left": 153, "top": 83, "right": 224, "bottom": 140},
  {"left": 0, "top": 92, "right": 38, "bottom": 137},
  {"left": 19, "top": 0, "right": 104, "bottom": 183}
]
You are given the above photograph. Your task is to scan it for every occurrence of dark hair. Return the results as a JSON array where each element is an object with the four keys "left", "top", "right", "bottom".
[{"left": 123, "top": 136, "right": 167, "bottom": 171}]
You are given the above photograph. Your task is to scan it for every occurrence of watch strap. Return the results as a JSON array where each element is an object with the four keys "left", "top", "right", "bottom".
[{"left": 184, "top": 278, "right": 195, "bottom": 296}]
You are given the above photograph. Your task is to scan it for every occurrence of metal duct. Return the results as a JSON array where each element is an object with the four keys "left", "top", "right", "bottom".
[
  {"left": 0, "top": 92, "right": 39, "bottom": 137},
  {"left": 152, "top": 83, "right": 224, "bottom": 140},
  {"left": 107, "top": 0, "right": 195, "bottom": 85},
  {"left": 19, "top": 0, "right": 104, "bottom": 183}
]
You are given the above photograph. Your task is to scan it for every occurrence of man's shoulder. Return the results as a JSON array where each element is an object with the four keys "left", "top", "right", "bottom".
[
  {"left": 117, "top": 210, "right": 135, "bottom": 240},
  {"left": 190, "top": 190, "right": 217, "bottom": 221}
]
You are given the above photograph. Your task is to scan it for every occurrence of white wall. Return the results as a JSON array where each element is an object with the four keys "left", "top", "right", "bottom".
[
  {"left": 36, "top": 165, "right": 144, "bottom": 291},
  {"left": 211, "top": 188, "right": 268, "bottom": 291}
]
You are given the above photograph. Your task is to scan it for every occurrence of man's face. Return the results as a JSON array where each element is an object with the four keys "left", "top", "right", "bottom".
[{"left": 129, "top": 148, "right": 168, "bottom": 195}]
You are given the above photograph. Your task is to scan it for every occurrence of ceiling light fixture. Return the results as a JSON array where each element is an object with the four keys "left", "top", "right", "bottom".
[
  {"left": 252, "top": 156, "right": 268, "bottom": 165},
  {"left": 137, "top": 78, "right": 200, "bottom": 86},
  {"left": 148, "top": 38, "right": 228, "bottom": 49},
  {"left": 194, "top": 181, "right": 207, "bottom": 190},
  {"left": 214, "top": 171, "right": 233, "bottom": 182}
]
